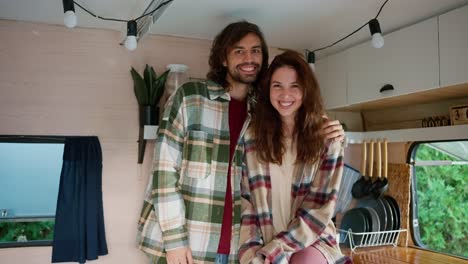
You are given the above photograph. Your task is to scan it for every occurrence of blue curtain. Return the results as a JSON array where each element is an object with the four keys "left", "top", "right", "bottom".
[{"left": 52, "top": 137, "right": 108, "bottom": 263}]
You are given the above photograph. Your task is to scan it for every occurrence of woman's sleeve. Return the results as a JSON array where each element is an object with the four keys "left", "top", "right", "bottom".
[
  {"left": 238, "top": 149, "right": 266, "bottom": 264},
  {"left": 257, "top": 141, "right": 344, "bottom": 263}
]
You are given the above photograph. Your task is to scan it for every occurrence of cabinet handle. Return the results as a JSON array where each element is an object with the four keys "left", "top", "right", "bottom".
[{"left": 380, "top": 84, "right": 394, "bottom": 93}]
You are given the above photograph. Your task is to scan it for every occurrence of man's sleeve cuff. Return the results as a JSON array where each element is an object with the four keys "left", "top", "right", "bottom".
[{"left": 162, "top": 227, "right": 189, "bottom": 250}]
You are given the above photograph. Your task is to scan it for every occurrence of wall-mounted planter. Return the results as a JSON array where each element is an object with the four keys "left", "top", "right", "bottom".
[
  {"left": 139, "top": 105, "right": 159, "bottom": 126},
  {"left": 131, "top": 64, "right": 170, "bottom": 164},
  {"left": 138, "top": 105, "right": 160, "bottom": 164}
]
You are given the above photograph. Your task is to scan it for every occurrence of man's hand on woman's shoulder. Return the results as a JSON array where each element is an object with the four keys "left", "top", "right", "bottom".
[{"left": 321, "top": 116, "right": 345, "bottom": 143}]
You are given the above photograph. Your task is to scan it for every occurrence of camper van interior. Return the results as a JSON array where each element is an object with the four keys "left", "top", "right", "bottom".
[{"left": 0, "top": 0, "right": 467, "bottom": 263}]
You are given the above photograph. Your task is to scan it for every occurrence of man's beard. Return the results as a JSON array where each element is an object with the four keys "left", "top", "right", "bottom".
[{"left": 228, "top": 63, "right": 260, "bottom": 84}]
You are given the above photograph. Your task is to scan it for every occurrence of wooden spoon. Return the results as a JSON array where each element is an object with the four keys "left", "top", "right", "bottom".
[
  {"left": 351, "top": 140, "right": 371, "bottom": 198},
  {"left": 363, "top": 140, "right": 375, "bottom": 196},
  {"left": 372, "top": 139, "right": 389, "bottom": 198}
]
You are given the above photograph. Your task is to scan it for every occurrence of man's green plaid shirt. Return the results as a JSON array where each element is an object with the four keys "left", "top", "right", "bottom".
[{"left": 137, "top": 80, "right": 251, "bottom": 263}]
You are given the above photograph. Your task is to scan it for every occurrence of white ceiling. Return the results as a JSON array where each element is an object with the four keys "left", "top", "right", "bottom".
[{"left": 1, "top": 0, "right": 467, "bottom": 56}]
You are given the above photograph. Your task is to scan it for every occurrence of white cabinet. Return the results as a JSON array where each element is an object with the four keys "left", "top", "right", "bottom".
[
  {"left": 439, "top": 4, "right": 468, "bottom": 87},
  {"left": 347, "top": 17, "right": 439, "bottom": 105},
  {"left": 315, "top": 50, "right": 348, "bottom": 109}
]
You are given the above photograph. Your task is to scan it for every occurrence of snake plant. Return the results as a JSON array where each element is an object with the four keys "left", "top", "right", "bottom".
[{"left": 130, "top": 64, "right": 169, "bottom": 106}]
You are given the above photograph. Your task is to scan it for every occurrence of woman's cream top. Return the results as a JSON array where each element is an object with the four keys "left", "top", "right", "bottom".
[{"left": 269, "top": 138, "right": 297, "bottom": 233}]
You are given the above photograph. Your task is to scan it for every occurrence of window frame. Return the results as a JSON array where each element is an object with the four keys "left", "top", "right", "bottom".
[
  {"left": 407, "top": 139, "right": 468, "bottom": 259},
  {"left": 0, "top": 135, "right": 65, "bottom": 248}
]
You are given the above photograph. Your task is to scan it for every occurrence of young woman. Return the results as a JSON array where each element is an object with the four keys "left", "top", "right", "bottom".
[{"left": 238, "top": 50, "right": 351, "bottom": 264}]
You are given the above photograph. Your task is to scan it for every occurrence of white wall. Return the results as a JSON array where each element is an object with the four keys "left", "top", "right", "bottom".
[{"left": 0, "top": 19, "right": 214, "bottom": 264}]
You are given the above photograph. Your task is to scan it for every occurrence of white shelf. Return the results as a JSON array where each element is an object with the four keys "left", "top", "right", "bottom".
[{"left": 345, "top": 124, "right": 468, "bottom": 144}]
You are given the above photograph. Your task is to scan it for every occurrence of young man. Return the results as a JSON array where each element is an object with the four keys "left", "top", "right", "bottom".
[{"left": 137, "top": 21, "right": 344, "bottom": 264}]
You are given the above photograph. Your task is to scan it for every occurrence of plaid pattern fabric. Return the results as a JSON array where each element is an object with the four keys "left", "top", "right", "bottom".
[
  {"left": 239, "top": 129, "right": 352, "bottom": 264},
  {"left": 137, "top": 81, "right": 251, "bottom": 264}
]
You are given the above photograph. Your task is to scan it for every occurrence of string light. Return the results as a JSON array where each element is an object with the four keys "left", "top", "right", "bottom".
[
  {"left": 62, "top": 0, "right": 77, "bottom": 28},
  {"left": 306, "top": 0, "right": 389, "bottom": 60},
  {"left": 62, "top": 0, "right": 174, "bottom": 50},
  {"left": 125, "top": 20, "right": 138, "bottom": 51},
  {"left": 369, "top": 18, "right": 384, "bottom": 48},
  {"left": 307, "top": 50, "right": 315, "bottom": 71}
]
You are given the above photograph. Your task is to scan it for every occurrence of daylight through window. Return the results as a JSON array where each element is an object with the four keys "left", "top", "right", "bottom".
[{"left": 0, "top": 138, "right": 64, "bottom": 247}]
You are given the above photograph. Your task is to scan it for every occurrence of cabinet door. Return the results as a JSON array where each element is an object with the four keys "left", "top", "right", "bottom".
[
  {"left": 347, "top": 17, "right": 439, "bottom": 105},
  {"left": 439, "top": 4, "right": 468, "bottom": 87},
  {"left": 315, "top": 50, "right": 348, "bottom": 109}
]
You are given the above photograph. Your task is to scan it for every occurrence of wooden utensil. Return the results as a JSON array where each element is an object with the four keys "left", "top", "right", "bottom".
[
  {"left": 384, "top": 139, "right": 389, "bottom": 183},
  {"left": 371, "top": 139, "right": 389, "bottom": 197},
  {"left": 362, "top": 140, "right": 375, "bottom": 196},
  {"left": 351, "top": 140, "right": 371, "bottom": 198}
]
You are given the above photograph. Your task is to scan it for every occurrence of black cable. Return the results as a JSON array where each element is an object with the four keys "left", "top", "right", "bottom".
[
  {"left": 308, "top": 0, "right": 389, "bottom": 54},
  {"left": 73, "top": 1, "right": 128, "bottom": 22},
  {"left": 374, "top": 0, "right": 389, "bottom": 19},
  {"left": 312, "top": 21, "right": 370, "bottom": 53},
  {"left": 71, "top": 0, "right": 173, "bottom": 23}
]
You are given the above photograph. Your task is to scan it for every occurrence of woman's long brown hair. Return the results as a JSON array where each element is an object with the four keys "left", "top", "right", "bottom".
[{"left": 252, "top": 50, "right": 326, "bottom": 165}]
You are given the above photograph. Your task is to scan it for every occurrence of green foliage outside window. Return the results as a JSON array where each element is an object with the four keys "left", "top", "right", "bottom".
[
  {"left": 0, "top": 221, "right": 54, "bottom": 243},
  {"left": 414, "top": 144, "right": 467, "bottom": 258}
]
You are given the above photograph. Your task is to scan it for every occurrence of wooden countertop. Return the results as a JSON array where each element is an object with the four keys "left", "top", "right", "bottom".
[{"left": 341, "top": 246, "right": 467, "bottom": 264}]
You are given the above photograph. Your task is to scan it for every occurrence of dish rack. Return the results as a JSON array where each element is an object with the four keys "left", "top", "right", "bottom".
[{"left": 338, "top": 229, "right": 407, "bottom": 252}]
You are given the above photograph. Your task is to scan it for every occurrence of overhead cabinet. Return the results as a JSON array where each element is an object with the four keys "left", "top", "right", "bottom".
[
  {"left": 347, "top": 17, "right": 439, "bottom": 105},
  {"left": 439, "top": 4, "right": 468, "bottom": 87},
  {"left": 315, "top": 50, "right": 348, "bottom": 109},
  {"left": 315, "top": 5, "right": 468, "bottom": 111}
]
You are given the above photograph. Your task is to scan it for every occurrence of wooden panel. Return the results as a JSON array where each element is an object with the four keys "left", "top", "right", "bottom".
[
  {"left": 335, "top": 83, "right": 468, "bottom": 112},
  {"left": 386, "top": 164, "right": 411, "bottom": 246},
  {"left": 363, "top": 97, "right": 468, "bottom": 131},
  {"left": 329, "top": 111, "right": 363, "bottom": 132}
]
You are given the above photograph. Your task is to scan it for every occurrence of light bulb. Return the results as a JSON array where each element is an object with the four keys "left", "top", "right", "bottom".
[
  {"left": 125, "top": 36, "right": 137, "bottom": 51},
  {"left": 64, "top": 10, "right": 77, "bottom": 28},
  {"left": 306, "top": 51, "right": 315, "bottom": 71},
  {"left": 371, "top": 33, "right": 384, "bottom": 48}
]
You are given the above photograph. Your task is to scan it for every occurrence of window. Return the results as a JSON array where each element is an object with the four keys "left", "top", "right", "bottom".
[
  {"left": 409, "top": 140, "right": 467, "bottom": 258},
  {"left": 0, "top": 136, "right": 64, "bottom": 247}
]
